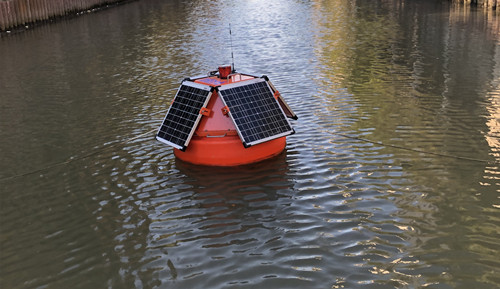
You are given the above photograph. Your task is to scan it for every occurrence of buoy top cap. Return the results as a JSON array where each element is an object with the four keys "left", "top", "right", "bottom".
[
  {"left": 192, "top": 69, "right": 257, "bottom": 87},
  {"left": 218, "top": 65, "right": 232, "bottom": 78}
]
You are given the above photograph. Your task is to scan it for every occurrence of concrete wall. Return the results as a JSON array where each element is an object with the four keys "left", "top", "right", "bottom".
[{"left": 0, "top": 0, "right": 131, "bottom": 31}]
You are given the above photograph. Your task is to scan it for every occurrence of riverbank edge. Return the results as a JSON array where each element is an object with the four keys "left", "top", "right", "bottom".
[
  {"left": 0, "top": 0, "right": 497, "bottom": 37},
  {"left": 0, "top": 0, "right": 137, "bottom": 36}
]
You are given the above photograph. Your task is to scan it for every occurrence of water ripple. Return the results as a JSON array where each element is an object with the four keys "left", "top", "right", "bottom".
[{"left": 2, "top": 0, "right": 500, "bottom": 288}]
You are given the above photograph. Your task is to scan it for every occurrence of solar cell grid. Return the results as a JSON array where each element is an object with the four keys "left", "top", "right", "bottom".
[
  {"left": 156, "top": 82, "right": 212, "bottom": 150},
  {"left": 218, "top": 78, "right": 294, "bottom": 147}
]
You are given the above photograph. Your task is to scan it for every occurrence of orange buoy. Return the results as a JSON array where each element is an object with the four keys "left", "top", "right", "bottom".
[{"left": 156, "top": 66, "right": 297, "bottom": 166}]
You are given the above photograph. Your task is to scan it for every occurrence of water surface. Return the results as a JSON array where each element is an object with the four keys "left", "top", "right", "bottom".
[{"left": 1, "top": 0, "right": 499, "bottom": 288}]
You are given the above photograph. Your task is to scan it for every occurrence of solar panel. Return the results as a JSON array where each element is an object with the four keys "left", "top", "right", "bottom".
[
  {"left": 156, "top": 81, "right": 213, "bottom": 151},
  {"left": 217, "top": 78, "right": 295, "bottom": 147},
  {"left": 263, "top": 77, "right": 298, "bottom": 120}
]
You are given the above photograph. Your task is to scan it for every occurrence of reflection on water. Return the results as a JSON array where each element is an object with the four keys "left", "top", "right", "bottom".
[{"left": 1, "top": 0, "right": 499, "bottom": 288}]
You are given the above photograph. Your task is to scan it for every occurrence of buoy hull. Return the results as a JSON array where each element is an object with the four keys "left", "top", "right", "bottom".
[
  {"left": 156, "top": 69, "right": 296, "bottom": 166},
  {"left": 174, "top": 135, "right": 286, "bottom": 166}
]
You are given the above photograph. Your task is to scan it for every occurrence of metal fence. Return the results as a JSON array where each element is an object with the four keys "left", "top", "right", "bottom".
[{"left": 0, "top": 0, "right": 130, "bottom": 31}]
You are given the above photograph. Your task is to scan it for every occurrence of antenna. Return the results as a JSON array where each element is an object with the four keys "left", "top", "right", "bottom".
[{"left": 229, "top": 23, "right": 235, "bottom": 72}]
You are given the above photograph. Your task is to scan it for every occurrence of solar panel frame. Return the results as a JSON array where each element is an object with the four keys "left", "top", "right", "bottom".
[
  {"left": 217, "top": 78, "right": 295, "bottom": 148},
  {"left": 156, "top": 81, "right": 213, "bottom": 151},
  {"left": 263, "top": 77, "right": 298, "bottom": 120}
]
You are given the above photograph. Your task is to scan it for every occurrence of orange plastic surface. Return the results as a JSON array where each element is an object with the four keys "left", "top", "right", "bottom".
[
  {"left": 195, "top": 74, "right": 255, "bottom": 87},
  {"left": 196, "top": 91, "right": 235, "bottom": 133},
  {"left": 174, "top": 135, "right": 286, "bottom": 166}
]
